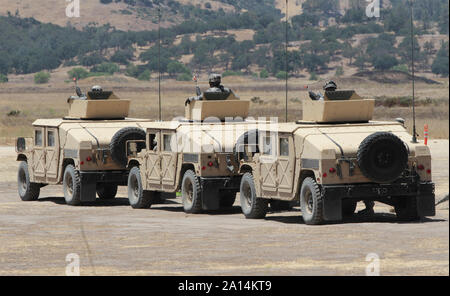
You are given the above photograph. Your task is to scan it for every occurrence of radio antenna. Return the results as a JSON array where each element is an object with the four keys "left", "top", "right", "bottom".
[
  {"left": 158, "top": 6, "right": 162, "bottom": 122},
  {"left": 410, "top": 0, "right": 418, "bottom": 143},
  {"left": 285, "top": 0, "right": 289, "bottom": 123}
]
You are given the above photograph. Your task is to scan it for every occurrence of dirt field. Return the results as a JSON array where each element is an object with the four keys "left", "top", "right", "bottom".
[{"left": 0, "top": 141, "right": 448, "bottom": 276}]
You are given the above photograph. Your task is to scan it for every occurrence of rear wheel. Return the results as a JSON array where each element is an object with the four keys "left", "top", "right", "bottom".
[
  {"left": 97, "top": 183, "right": 118, "bottom": 200},
  {"left": 128, "top": 167, "right": 153, "bottom": 209},
  {"left": 219, "top": 191, "right": 236, "bottom": 208},
  {"left": 17, "top": 161, "right": 40, "bottom": 201},
  {"left": 394, "top": 197, "right": 420, "bottom": 221},
  {"left": 63, "top": 165, "right": 81, "bottom": 206},
  {"left": 300, "top": 177, "right": 324, "bottom": 225},
  {"left": 239, "top": 173, "right": 268, "bottom": 219},
  {"left": 181, "top": 170, "right": 203, "bottom": 214}
]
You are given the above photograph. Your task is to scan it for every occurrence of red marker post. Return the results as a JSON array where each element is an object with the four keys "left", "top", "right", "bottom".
[{"left": 424, "top": 124, "right": 429, "bottom": 146}]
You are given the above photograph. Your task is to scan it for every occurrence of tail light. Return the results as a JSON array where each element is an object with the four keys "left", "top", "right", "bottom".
[
  {"left": 208, "top": 161, "right": 214, "bottom": 167},
  {"left": 417, "top": 164, "right": 425, "bottom": 170},
  {"left": 426, "top": 169, "right": 431, "bottom": 174},
  {"left": 86, "top": 156, "right": 92, "bottom": 162},
  {"left": 329, "top": 168, "right": 336, "bottom": 173}
]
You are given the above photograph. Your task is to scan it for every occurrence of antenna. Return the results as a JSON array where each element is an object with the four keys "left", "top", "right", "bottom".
[
  {"left": 410, "top": 0, "right": 418, "bottom": 143},
  {"left": 158, "top": 6, "right": 162, "bottom": 122},
  {"left": 285, "top": 0, "right": 289, "bottom": 123}
]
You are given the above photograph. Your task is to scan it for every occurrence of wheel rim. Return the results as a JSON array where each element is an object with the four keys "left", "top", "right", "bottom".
[
  {"left": 242, "top": 181, "right": 252, "bottom": 208},
  {"left": 184, "top": 179, "right": 193, "bottom": 204},
  {"left": 19, "top": 169, "right": 27, "bottom": 194},
  {"left": 65, "top": 173, "right": 73, "bottom": 196},
  {"left": 129, "top": 174, "right": 139, "bottom": 203},
  {"left": 304, "top": 189, "right": 313, "bottom": 214}
]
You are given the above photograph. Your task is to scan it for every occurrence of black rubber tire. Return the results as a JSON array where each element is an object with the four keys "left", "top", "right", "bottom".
[
  {"left": 300, "top": 177, "right": 324, "bottom": 225},
  {"left": 127, "top": 167, "right": 154, "bottom": 209},
  {"left": 219, "top": 191, "right": 237, "bottom": 208},
  {"left": 110, "top": 127, "right": 146, "bottom": 167},
  {"left": 181, "top": 170, "right": 203, "bottom": 213},
  {"left": 17, "top": 161, "right": 40, "bottom": 201},
  {"left": 63, "top": 165, "right": 82, "bottom": 206},
  {"left": 342, "top": 199, "right": 358, "bottom": 217},
  {"left": 270, "top": 200, "right": 293, "bottom": 212},
  {"left": 357, "top": 132, "right": 408, "bottom": 183},
  {"left": 239, "top": 173, "right": 268, "bottom": 219},
  {"left": 394, "top": 197, "right": 420, "bottom": 221},
  {"left": 96, "top": 183, "right": 118, "bottom": 200}
]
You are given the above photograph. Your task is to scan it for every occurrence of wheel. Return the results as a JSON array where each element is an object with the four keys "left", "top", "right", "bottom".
[
  {"left": 110, "top": 127, "right": 146, "bottom": 167},
  {"left": 181, "top": 170, "right": 202, "bottom": 213},
  {"left": 17, "top": 161, "right": 40, "bottom": 201},
  {"left": 342, "top": 199, "right": 358, "bottom": 217},
  {"left": 239, "top": 173, "right": 268, "bottom": 219},
  {"left": 357, "top": 132, "right": 408, "bottom": 183},
  {"left": 219, "top": 191, "right": 236, "bottom": 208},
  {"left": 96, "top": 183, "right": 118, "bottom": 200},
  {"left": 127, "top": 167, "right": 153, "bottom": 209},
  {"left": 63, "top": 165, "right": 81, "bottom": 206},
  {"left": 270, "top": 200, "right": 293, "bottom": 212},
  {"left": 299, "top": 177, "right": 324, "bottom": 225},
  {"left": 394, "top": 197, "right": 420, "bottom": 221}
]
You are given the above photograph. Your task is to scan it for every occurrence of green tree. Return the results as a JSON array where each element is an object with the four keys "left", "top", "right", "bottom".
[
  {"left": 275, "top": 71, "right": 287, "bottom": 80},
  {"left": 260, "top": 69, "right": 269, "bottom": 79},
  {"left": 34, "top": 71, "right": 51, "bottom": 84},
  {"left": 432, "top": 42, "right": 449, "bottom": 77},
  {"left": 125, "top": 63, "right": 139, "bottom": 78},
  {"left": 167, "top": 61, "right": 190, "bottom": 78},
  {"left": 91, "top": 62, "right": 120, "bottom": 75},
  {"left": 176, "top": 73, "right": 192, "bottom": 81},
  {"left": 138, "top": 70, "right": 151, "bottom": 81},
  {"left": 68, "top": 68, "right": 89, "bottom": 80},
  {"left": 0, "top": 73, "right": 7, "bottom": 83},
  {"left": 335, "top": 66, "right": 344, "bottom": 77}
]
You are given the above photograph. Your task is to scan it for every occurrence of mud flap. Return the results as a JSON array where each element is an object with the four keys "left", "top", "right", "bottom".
[
  {"left": 322, "top": 189, "right": 342, "bottom": 221},
  {"left": 80, "top": 173, "right": 96, "bottom": 202},
  {"left": 201, "top": 181, "right": 220, "bottom": 211},
  {"left": 417, "top": 195, "right": 436, "bottom": 217}
]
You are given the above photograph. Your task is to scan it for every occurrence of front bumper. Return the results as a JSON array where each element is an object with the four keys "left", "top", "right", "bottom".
[{"left": 321, "top": 182, "right": 435, "bottom": 221}]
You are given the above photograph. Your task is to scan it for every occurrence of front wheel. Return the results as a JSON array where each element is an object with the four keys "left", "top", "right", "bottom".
[
  {"left": 300, "top": 177, "right": 324, "bottom": 225},
  {"left": 239, "top": 173, "right": 268, "bottom": 219},
  {"left": 97, "top": 183, "right": 118, "bottom": 200},
  {"left": 128, "top": 167, "right": 154, "bottom": 209},
  {"left": 17, "top": 161, "right": 40, "bottom": 201}
]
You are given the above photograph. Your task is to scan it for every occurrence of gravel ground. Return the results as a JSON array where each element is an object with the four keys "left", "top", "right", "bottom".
[{"left": 0, "top": 141, "right": 448, "bottom": 276}]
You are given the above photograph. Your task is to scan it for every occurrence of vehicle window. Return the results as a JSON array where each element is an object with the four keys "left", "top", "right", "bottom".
[
  {"left": 163, "top": 134, "right": 173, "bottom": 152},
  {"left": 280, "top": 138, "right": 289, "bottom": 156},
  {"left": 263, "top": 136, "right": 272, "bottom": 155},
  {"left": 47, "top": 130, "right": 55, "bottom": 147},
  {"left": 149, "top": 134, "right": 158, "bottom": 152},
  {"left": 35, "top": 129, "right": 43, "bottom": 146}
]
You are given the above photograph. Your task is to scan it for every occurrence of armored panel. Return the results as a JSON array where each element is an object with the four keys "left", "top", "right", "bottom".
[
  {"left": 67, "top": 99, "right": 130, "bottom": 119},
  {"left": 324, "top": 90, "right": 357, "bottom": 101},
  {"left": 302, "top": 96, "right": 375, "bottom": 123},
  {"left": 185, "top": 100, "right": 250, "bottom": 121}
]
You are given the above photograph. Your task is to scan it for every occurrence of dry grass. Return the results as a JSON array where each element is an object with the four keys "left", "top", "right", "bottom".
[{"left": 0, "top": 75, "right": 448, "bottom": 145}]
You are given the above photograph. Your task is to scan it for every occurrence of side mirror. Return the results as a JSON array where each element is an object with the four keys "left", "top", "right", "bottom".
[{"left": 395, "top": 118, "right": 406, "bottom": 126}]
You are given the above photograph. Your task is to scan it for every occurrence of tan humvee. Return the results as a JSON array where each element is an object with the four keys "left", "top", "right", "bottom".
[
  {"left": 125, "top": 88, "right": 261, "bottom": 212},
  {"left": 236, "top": 90, "right": 435, "bottom": 224},
  {"left": 16, "top": 88, "right": 152, "bottom": 205}
]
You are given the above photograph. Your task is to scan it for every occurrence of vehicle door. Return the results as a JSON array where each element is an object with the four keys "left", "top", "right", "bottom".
[
  {"left": 160, "top": 130, "right": 178, "bottom": 187},
  {"left": 45, "top": 127, "right": 59, "bottom": 182},
  {"left": 259, "top": 132, "right": 278, "bottom": 193},
  {"left": 145, "top": 130, "right": 161, "bottom": 188},
  {"left": 32, "top": 127, "right": 45, "bottom": 180},
  {"left": 276, "top": 135, "right": 295, "bottom": 194}
]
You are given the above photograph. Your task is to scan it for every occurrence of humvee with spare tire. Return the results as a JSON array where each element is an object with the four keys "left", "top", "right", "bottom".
[
  {"left": 16, "top": 87, "right": 151, "bottom": 205},
  {"left": 235, "top": 89, "right": 436, "bottom": 224}
]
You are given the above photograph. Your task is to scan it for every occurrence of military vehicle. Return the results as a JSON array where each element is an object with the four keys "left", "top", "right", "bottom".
[
  {"left": 235, "top": 88, "right": 435, "bottom": 225},
  {"left": 16, "top": 86, "right": 152, "bottom": 205},
  {"left": 126, "top": 74, "right": 255, "bottom": 212}
]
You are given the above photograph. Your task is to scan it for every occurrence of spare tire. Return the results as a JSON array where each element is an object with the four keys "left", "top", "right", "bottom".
[
  {"left": 357, "top": 132, "right": 408, "bottom": 183},
  {"left": 110, "top": 127, "right": 146, "bottom": 167}
]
